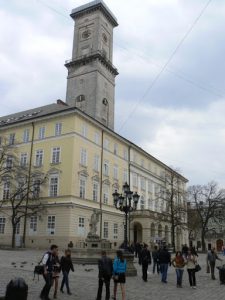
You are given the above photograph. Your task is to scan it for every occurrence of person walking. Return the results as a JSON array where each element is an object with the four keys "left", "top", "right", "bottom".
[
  {"left": 113, "top": 250, "right": 127, "bottom": 300},
  {"left": 185, "top": 249, "right": 197, "bottom": 289},
  {"left": 52, "top": 251, "right": 61, "bottom": 299},
  {"left": 152, "top": 245, "right": 160, "bottom": 274},
  {"left": 171, "top": 251, "right": 185, "bottom": 287},
  {"left": 40, "top": 244, "right": 58, "bottom": 300},
  {"left": 158, "top": 246, "right": 171, "bottom": 283},
  {"left": 140, "top": 244, "right": 151, "bottom": 282},
  {"left": 60, "top": 249, "right": 74, "bottom": 295},
  {"left": 207, "top": 247, "right": 222, "bottom": 280},
  {"left": 96, "top": 250, "right": 113, "bottom": 300}
]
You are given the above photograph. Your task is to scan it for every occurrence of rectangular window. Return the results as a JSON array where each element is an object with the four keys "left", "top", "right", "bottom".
[
  {"left": 16, "top": 178, "right": 25, "bottom": 200},
  {"left": 103, "top": 222, "right": 108, "bottom": 239},
  {"left": 80, "top": 148, "right": 87, "bottom": 166},
  {"left": 30, "top": 216, "right": 37, "bottom": 233},
  {"left": 49, "top": 176, "right": 58, "bottom": 197},
  {"left": 6, "top": 156, "right": 13, "bottom": 169},
  {"left": 93, "top": 181, "right": 98, "bottom": 202},
  {"left": 9, "top": 133, "right": 15, "bottom": 145},
  {"left": 55, "top": 123, "right": 62, "bottom": 136},
  {"left": 94, "top": 132, "right": 100, "bottom": 145},
  {"left": 103, "top": 160, "right": 109, "bottom": 176},
  {"left": 0, "top": 217, "right": 6, "bottom": 234},
  {"left": 23, "top": 129, "right": 29, "bottom": 143},
  {"left": 140, "top": 196, "right": 145, "bottom": 210},
  {"left": 3, "top": 181, "right": 10, "bottom": 200},
  {"left": 20, "top": 153, "right": 28, "bottom": 167},
  {"left": 123, "top": 169, "right": 128, "bottom": 183},
  {"left": 78, "top": 217, "right": 85, "bottom": 236},
  {"left": 35, "top": 150, "right": 43, "bottom": 167},
  {"left": 141, "top": 177, "right": 146, "bottom": 190},
  {"left": 113, "top": 164, "right": 118, "bottom": 180},
  {"left": 93, "top": 154, "right": 99, "bottom": 172},
  {"left": 103, "top": 185, "right": 109, "bottom": 205},
  {"left": 132, "top": 173, "right": 138, "bottom": 187},
  {"left": 15, "top": 222, "right": 20, "bottom": 235},
  {"left": 33, "top": 179, "right": 41, "bottom": 199},
  {"left": 148, "top": 180, "right": 153, "bottom": 193},
  {"left": 52, "top": 147, "right": 60, "bottom": 164},
  {"left": 123, "top": 148, "right": 128, "bottom": 160},
  {"left": 79, "top": 176, "right": 86, "bottom": 199},
  {"left": 114, "top": 143, "right": 118, "bottom": 155},
  {"left": 81, "top": 124, "right": 87, "bottom": 137},
  {"left": 38, "top": 127, "right": 45, "bottom": 139},
  {"left": 103, "top": 139, "right": 109, "bottom": 150},
  {"left": 47, "top": 216, "right": 55, "bottom": 235},
  {"left": 113, "top": 223, "right": 118, "bottom": 239}
]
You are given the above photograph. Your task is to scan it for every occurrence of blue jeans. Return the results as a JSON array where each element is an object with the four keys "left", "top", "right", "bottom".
[
  {"left": 160, "top": 264, "right": 168, "bottom": 282},
  {"left": 153, "top": 260, "right": 159, "bottom": 274},
  {"left": 175, "top": 269, "right": 184, "bottom": 286},
  {"left": 61, "top": 271, "right": 70, "bottom": 293}
]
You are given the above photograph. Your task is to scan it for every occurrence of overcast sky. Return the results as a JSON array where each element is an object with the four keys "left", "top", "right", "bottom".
[{"left": 1, "top": 0, "right": 225, "bottom": 186}]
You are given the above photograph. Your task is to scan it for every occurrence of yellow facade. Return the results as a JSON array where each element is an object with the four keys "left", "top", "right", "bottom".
[{"left": 0, "top": 104, "right": 188, "bottom": 249}]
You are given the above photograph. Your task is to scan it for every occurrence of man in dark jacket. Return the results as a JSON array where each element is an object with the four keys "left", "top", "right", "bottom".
[
  {"left": 158, "top": 246, "right": 171, "bottom": 283},
  {"left": 140, "top": 244, "right": 151, "bottom": 282},
  {"left": 152, "top": 245, "right": 160, "bottom": 274},
  {"left": 96, "top": 251, "right": 113, "bottom": 300}
]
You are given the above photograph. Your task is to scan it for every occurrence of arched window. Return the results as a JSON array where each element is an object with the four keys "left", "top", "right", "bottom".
[
  {"left": 76, "top": 95, "right": 85, "bottom": 102},
  {"left": 102, "top": 98, "right": 108, "bottom": 106}
]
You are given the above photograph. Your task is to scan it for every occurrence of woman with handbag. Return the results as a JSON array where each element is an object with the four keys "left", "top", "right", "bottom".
[
  {"left": 185, "top": 249, "right": 197, "bottom": 289},
  {"left": 112, "top": 250, "right": 127, "bottom": 300}
]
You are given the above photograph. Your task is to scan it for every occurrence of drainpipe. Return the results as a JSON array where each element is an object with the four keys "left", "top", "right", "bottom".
[
  {"left": 128, "top": 145, "right": 131, "bottom": 244},
  {"left": 99, "top": 130, "right": 104, "bottom": 239},
  {"left": 22, "top": 122, "right": 35, "bottom": 247}
]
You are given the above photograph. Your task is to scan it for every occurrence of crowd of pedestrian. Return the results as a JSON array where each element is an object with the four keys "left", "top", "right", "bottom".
[{"left": 1, "top": 242, "right": 224, "bottom": 300}]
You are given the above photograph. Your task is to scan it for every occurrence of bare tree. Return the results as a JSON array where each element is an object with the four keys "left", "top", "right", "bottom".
[
  {"left": 0, "top": 138, "right": 48, "bottom": 248},
  {"left": 158, "top": 168, "right": 187, "bottom": 251},
  {"left": 187, "top": 182, "right": 225, "bottom": 252}
]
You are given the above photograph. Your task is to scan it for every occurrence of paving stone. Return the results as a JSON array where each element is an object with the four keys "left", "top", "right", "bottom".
[{"left": 0, "top": 249, "right": 225, "bottom": 300}]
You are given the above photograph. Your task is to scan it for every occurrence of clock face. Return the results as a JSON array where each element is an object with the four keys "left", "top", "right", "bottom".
[{"left": 82, "top": 29, "right": 91, "bottom": 39}]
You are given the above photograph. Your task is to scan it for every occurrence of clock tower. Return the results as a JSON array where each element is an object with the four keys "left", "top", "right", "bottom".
[{"left": 65, "top": 0, "right": 118, "bottom": 130}]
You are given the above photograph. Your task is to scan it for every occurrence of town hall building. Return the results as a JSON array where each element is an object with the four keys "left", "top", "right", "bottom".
[{"left": 0, "top": 0, "right": 188, "bottom": 250}]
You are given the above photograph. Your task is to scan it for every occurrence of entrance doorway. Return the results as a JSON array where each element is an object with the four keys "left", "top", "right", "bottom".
[{"left": 133, "top": 223, "right": 143, "bottom": 243}]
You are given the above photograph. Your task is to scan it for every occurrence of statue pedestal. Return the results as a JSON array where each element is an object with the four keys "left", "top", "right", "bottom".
[{"left": 123, "top": 251, "right": 137, "bottom": 276}]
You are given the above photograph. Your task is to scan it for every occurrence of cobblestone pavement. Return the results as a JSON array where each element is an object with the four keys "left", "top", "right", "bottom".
[{"left": 0, "top": 249, "right": 225, "bottom": 300}]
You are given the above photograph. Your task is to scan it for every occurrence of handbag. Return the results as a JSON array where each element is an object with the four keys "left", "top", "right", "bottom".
[{"left": 195, "top": 264, "right": 201, "bottom": 272}]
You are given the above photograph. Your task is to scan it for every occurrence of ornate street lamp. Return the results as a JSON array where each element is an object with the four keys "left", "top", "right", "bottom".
[{"left": 113, "top": 182, "right": 140, "bottom": 250}]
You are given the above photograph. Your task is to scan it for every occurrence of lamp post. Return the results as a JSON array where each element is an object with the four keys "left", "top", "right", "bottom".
[{"left": 113, "top": 182, "right": 140, "bottom": 251}]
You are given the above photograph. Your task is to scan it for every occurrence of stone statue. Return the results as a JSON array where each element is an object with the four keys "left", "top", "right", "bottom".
[{"left": 89, "top": 209, "right": 101, "bottom": 236}]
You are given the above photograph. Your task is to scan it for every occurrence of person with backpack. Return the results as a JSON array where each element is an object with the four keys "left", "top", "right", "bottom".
[
  {"left": 140, "top": 244, "right": 151, "bottom": 282},
  {"left": 158, "top": 245, "right": 171, "bottom": 283},
  {"left": 112, "top": 250, "right": 127, "bottom": 300},
  {"left": 60, "top": 249, "right": 74, "bottom": 295},
  {"left": 40, "top": 244, "right": 58, "bottom": 300},
  {"left": 96, "top": 250, "right": 113, "bottom": 300},
  {"left": 52, "top": 251, "right": 61, "bottom": 299}
]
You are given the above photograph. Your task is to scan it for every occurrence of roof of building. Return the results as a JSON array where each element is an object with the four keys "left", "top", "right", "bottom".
[
  {"left": 70, "top": 0, "right": 118, "bottom": 27},
  {"left": 0, "top": 100, "right": 188, "bottom": 183}
]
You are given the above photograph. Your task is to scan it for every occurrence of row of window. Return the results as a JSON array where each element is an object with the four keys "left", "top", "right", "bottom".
[
  {"left": 2, "top": 175, "right": 59, "bottom": 200},
  {"left": 0, "top": 216, "right": 119, "bottom": 240},
  {"left": 1, "top": 123, "right": 62, "bottom": 145}
]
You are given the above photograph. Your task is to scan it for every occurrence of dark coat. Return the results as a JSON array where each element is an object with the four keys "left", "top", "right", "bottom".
[
  {"left": 60, "top": 256, "right": 74, "bottom": 273},
  {"left": 158, "top": 249, "right": 171, "bottom": 264},
  {"left": 98, "top": 256, "right": 113, "bottom": 279},
  {"left": 140, "top": 248, "right": 152, "bottom": 265}
]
